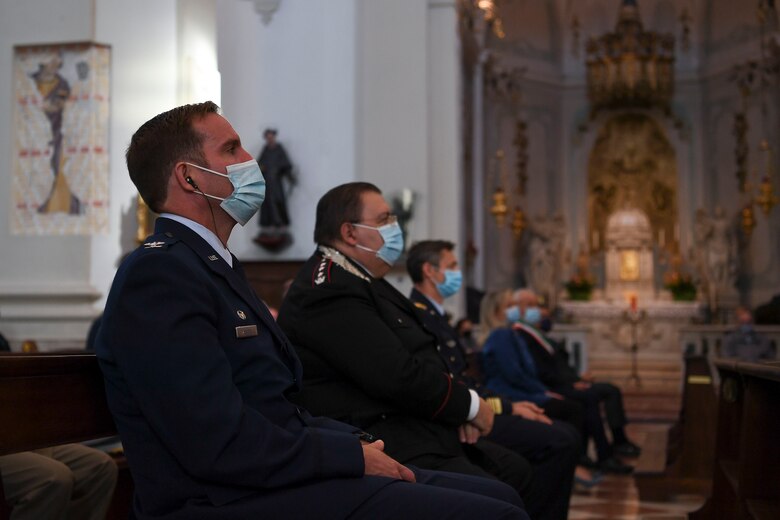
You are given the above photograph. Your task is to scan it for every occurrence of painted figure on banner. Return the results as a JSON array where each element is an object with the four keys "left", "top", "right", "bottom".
[
  {"left": 31, "top": 53, "right": 82, "bottom": 215},
  {"left": 254, "top": 128, "right": 295, "bottom": 251}
]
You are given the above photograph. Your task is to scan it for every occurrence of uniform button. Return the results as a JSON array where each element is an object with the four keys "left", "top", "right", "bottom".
[
  {"left": 436, "top": 345, "right": 441, "bottom": 351},
  {"left": 397, "top": 318, "right": 403, "bottom": 324},
  {"left": 380, "top": 414, "right": 387, "bottom": 420},
  {"left": 450, "top": 356, "right": 456, "bottom": 362},
  {"left": 449, "top": 372, "right": 454, "bottom": 377}
]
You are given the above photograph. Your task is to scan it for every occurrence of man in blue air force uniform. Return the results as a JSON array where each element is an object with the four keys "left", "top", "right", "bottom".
[{"left": 95, "top": 102, "right": 526, "bottom": 519}]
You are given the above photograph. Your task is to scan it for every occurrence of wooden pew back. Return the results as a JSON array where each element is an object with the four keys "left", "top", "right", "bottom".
[
  {"left": 0, "top": 353, "right": 116, "bottom": 455},
  {"left": 0, "top": 353, "right": 120, "bottom": 518}
]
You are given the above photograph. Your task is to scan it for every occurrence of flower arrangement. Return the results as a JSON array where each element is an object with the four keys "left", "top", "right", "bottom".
[
  {"left": 565, "top": 275, "right": 595, "bottom": 301},
  {"left": 664, "top": 272, "right": 697, "bottom": 301}
]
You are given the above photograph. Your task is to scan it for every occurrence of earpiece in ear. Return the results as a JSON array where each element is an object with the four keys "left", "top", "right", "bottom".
[{"left": 185, "top": 176, "right": 199, "bottom": 189}]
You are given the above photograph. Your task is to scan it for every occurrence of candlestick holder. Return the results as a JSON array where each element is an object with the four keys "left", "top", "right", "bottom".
[{"left": 622, "top": 308, "right": 646, "bottom": 387}]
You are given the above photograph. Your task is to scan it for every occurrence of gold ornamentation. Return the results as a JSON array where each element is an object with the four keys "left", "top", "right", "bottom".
[
  {"left": 741, "top": 204, "right": 756, "bottom": 237},
  {"left": 511, "top": 207, "right": 525, "bottom": 238},
  {"left": 585, "top": 0, "right": 675, "bottom": 117},
  {"left": 490, "top": 187, "right": 508, "bottom": 228},
  {"left": 588, "top": 114, "right": 678, "bottom": 254}
]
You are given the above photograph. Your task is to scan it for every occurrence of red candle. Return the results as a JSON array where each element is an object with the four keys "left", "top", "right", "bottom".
[{"left": 630, "top": 295, "right": 637, "bottom": 312}]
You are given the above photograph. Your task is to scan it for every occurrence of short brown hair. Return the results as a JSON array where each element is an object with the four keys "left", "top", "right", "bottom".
[
  {"left": 406, "top": 240, "right": 455, "bottom": 283},
  {"left": 125, "top": 101, "right": 219, "bottom": 213},
  {"left": 314, "top": 182, "right": 381, "bottom": 245}
]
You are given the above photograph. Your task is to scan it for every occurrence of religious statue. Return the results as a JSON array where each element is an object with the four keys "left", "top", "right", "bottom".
[
  {"left": 32, "top": 53, "right": 82, "bottom": 215},
  {"left": 525, "top": 213, "right": 566, "bottom": 309},
  {"left": 693, "top": 207, "right": 738, "bottom": 310},
  {"left": 254, "top": 128, "right": 296, "bottom": 251}
]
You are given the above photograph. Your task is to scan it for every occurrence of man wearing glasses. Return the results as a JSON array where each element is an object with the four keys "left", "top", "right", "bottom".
[{"left": 279, "top": 182, "right": 534, "bottom": 504}]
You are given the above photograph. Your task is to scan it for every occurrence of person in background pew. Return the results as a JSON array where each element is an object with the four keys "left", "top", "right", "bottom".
[
  {"left": 480, "top": 290, "right": 634, "bottom": 475},
  {"left": 96, "top": 102, "right": 527, "bottom": 520},
  {"left": 722, "top": 306, "right": 776, "bottom": 363},
  {"left": 0, "top": 444, "right": 117, "bottom": 520},
  {"left": 532, "top": 305, "right": 641, "bottom": 459},
  {"left": 406, "top": 240, "right": 583, "bottom": 520}
]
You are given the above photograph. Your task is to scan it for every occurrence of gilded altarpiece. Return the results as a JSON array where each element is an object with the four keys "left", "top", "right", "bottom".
[{"left": 588, "top": 114, "right": 678, "bottom": 253}]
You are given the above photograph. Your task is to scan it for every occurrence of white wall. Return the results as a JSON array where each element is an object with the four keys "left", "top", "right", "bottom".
[
  {"left": 218, "top": 0, "right": 358, "bottom": 260},
  {"left": 0, "top": 0, "right": 178, "bottom": 348}
]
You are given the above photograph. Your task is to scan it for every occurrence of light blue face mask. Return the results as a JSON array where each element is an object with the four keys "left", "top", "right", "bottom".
[
  {"left": 435, "top": 269, "right": 462, "bottom": 299},
  {"left": 506, "top": 305, "right": 521, "bottom": 323},
  {"left": 185, "top": 159, "right": 266, "bottom": 226},
  {"left": 523, "top": 306, "right": 542, "bottom": 326},
  {"left": 353, "top": 221, "right": 405, "bottom": 266}
]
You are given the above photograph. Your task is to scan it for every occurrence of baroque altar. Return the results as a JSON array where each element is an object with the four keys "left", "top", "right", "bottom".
[{"left": 558, "top": 300, "right": 702, "bottom": 395}]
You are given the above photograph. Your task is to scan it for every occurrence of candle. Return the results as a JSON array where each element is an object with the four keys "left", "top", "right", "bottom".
[{"left": 630, "top": 294, "right": 638, "bottom": 312}]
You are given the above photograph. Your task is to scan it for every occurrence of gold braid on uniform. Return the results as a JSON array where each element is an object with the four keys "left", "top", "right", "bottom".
[
  {"left": 486, "top": 397, "right": 503, "bottom": 415},
  {"left": 318, "top": 245, "right": 371, "bottom": 282}
]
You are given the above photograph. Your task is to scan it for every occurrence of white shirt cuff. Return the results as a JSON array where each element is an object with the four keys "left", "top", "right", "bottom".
[{"left": 466, "top": 389, "right": 480, "bottom": 421}]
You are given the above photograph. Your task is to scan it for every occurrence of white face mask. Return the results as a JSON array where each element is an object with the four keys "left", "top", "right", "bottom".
[{"left": 185, "top": 160, "right": 266, "bottom": 225}]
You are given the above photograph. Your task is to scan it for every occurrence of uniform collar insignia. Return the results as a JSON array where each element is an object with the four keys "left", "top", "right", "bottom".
[{"left": 318, "top": 245, "right": 371, "bottom": 282}]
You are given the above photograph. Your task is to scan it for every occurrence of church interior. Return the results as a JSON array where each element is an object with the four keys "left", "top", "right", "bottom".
[{"left": 1, "top": 0, "right": 780, "bottom": 518}]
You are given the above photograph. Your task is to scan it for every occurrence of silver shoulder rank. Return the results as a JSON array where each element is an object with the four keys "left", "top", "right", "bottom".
[
  {"left": 317, "top": 245, "right": 370, "bottom": 282},
  {"left": 143, "top": 241, "right": 165, "bottom": 249}
]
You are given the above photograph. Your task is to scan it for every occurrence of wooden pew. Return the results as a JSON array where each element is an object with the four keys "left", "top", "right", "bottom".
[
  {"left": 634, "top": 354, "right": 718, "bottom": 501},
  {"left": 691, "top": 360, "right": 780, "bottom": 520},
  {"left": 0, "top": 353, "right": 132, "bottom": 519}
]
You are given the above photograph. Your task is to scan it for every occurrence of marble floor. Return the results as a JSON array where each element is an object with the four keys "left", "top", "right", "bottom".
[
  {"left": 567, "top": 422, "right": 707, "bottom": 519},
  {"left": 569, "top": 474, "right": 705, "bottom": 519}
]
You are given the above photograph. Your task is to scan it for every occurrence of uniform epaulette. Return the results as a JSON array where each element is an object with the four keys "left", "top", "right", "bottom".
[{"left": 312, "top": 255, "right": 332, "bottom": 286}]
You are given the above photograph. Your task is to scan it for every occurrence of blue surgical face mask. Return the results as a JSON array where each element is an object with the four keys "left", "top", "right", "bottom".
[
  {"left": 435, "top": 269, "right": 462, "bottom": 299},
  {"left": 353, "top": 221, "right": 405, "bottom": 266},
  {"left": 506, "top": 305, "right": 521, "bottom": 323},
  {"left": 523, "top": 306, "right": 542, "bottom": 326},
  {"left": 186, "top": 159, "right": 266, "bottom": 226}
]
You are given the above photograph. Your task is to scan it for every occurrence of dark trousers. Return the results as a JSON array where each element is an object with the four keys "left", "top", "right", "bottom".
[
  {"left": 405, "top": 439, "right": 532, "bottom": 500},
  {"left": 347, "top": 467, "right": 529, "bottom": 519},
  {"left": 588, "top": 382, "right": 628, "bottom": 430},
  {"left": 557, "top": 385, "right": 621, "bottom": 461},
  {"left": 487, "top": 416, "right": 580, "bottom": 520},
  {"left": 541, "top": 396, "right": 585, "bottom": 437}
]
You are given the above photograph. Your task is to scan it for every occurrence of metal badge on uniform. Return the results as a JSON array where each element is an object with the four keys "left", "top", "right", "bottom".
[
  {"left": 235, "top": 325, "right": 258, "bottom": 338},
  {"left": 237, "top": 310, "right": 246, "bottom": 320},
  {"left": 208, "top": 255, "right": 219, "bottom": 261},
  {"left": 143, "top": 241, "right": 165, "bottom": 249}
]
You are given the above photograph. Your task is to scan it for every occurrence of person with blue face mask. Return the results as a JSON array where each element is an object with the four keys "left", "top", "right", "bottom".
[
  {"left": 98, "top": 104, "right": 528, "bottom": 520},
  {"left": 279, "top": 183, "right": 533, "bottom": 518},
  {"left": 407, "top": 241, "right": 581, "bottom": 520}
]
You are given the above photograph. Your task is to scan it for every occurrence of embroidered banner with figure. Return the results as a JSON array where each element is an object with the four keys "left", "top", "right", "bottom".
[{"left": 11, "top": 42, "right": 110, "bottom": 235}]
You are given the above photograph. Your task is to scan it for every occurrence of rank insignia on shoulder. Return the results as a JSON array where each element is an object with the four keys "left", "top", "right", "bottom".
[
  {"left": 413, "top": 302, "right": 428, "bottom": 310},
  {"left": 314, "top": 258, "right": 329, "bottom": 285},
  {"left": 208, "top": 255, "right": 219, "bottom": 261},
  {"left": 143, "top": 241, "right": 165, "bottom": 249},
  {"left": 237, "top": 310, "right": 247, "bottom": 320}
]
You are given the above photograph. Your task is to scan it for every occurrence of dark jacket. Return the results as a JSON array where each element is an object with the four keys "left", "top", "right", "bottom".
[
  {"left": 278, "top": 248, "right": 471, "bottom": 462},
  {"left": 408, "top": 289, "right": 513, "bottom": 415},
  {"left": 96, "top": 219, "right": 391, "bottom": 520}
]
